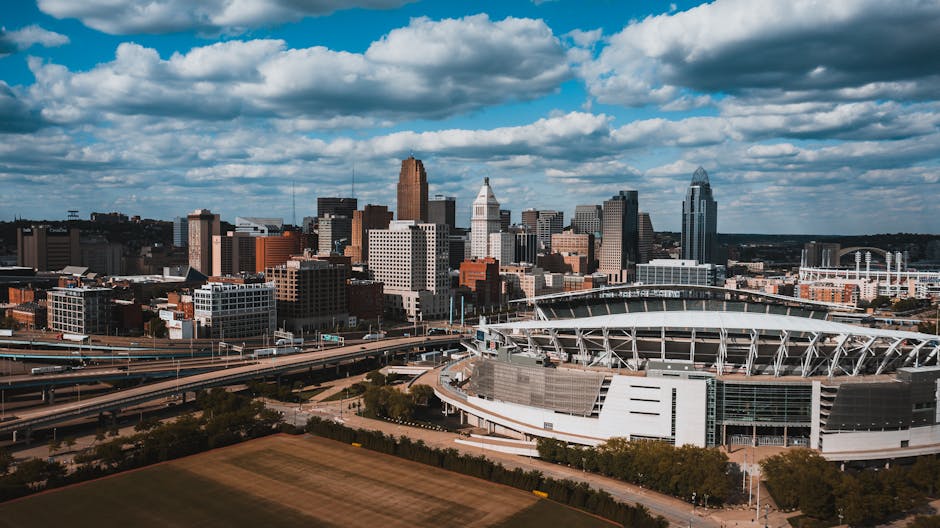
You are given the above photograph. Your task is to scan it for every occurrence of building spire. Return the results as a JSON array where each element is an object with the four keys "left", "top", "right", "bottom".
[{"left": 691, "top": 166, "right": 710, "bottom": 185}]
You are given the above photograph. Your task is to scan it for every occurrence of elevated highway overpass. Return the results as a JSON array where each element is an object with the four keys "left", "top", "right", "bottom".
[{"left": 0, "top": 335, "right": 462, "bottom": 438}]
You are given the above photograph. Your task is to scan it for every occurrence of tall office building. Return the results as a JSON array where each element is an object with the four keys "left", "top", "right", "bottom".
[
  {"left": 499, "top": 209, "right": 511, "bottom": 232},
  {"left": 521, "top": 209, "right": 539, "bottom": 231},
  {"left": 638, "top": 212, "right": 655, "bottom": 264},
  {"left": 254, "top": 231, "right": 301, "bottom": 272},
  {"left": 536, "top": 210, "right": 564, "bottom": 252},
  {"left": 346, "top": 204, "right": 393, "bottom": 263},
  {"left": 16, "top": 226, "right": 80, "bottom": 271},
  {"left": 428, "top": 195, "right": 456, "bottom": 230},
  {"left": 681, "top": 167, "right": 718, "bottom": 264},
  {"left": 173, "top": 217, "right": 188, "bottom": 248},
  {"left": 573, "top": 205, "right": 603, "bottom": 236},
  {"left": 397, "top": 156, "right": 428, "bottom": 222},
  {"left": 599, "top": 191, "right": 639, "bottom": 284},
  {"left": 515, "top": 232, "right": 539, "bottom": 265},
  {"left": 470, "top": 177, "right": 501, "bottom": 258},
  {"left": 317, "top": 197, "right": 357, "bottom": 219},
  {"left": 188, "top": 209, "right": 221, "bottom": 275},
  {"left": 318, "top": 214, "right": 352, "bottom": 255},
  {"left": 488, "top": 232, "right": 515, "bottom": 264},
  {"left": 802, "top": 242, "right": 841, "bottom": 268},
  {"left": 368, "top": 221, "right": 450, "bottom": 321},
  {"left": 212, "top": 231, "right": 256, "bottom": 277}
]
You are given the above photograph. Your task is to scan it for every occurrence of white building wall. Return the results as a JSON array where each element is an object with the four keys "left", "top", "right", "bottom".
[{"left": 454, "top": 372, "right": 707, "bottom": 447}]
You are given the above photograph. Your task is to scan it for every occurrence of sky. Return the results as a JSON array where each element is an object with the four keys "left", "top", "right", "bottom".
[{"left": 0, "top": 0, "right": 938, "bottom": 234}]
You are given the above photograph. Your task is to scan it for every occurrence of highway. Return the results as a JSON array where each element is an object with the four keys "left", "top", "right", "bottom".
[
  {"left": 0, "top": 357, "right": 256, "bottom": 389},
  {"left": 0, "top": 335, "right": 462, "bottom": 437}
]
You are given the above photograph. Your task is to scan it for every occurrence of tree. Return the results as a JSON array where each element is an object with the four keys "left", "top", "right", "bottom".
[
  {"left": 365, "top": 370, "right": 387, "bottom": 387},
  {"left": 761, "top": 449, "right": 840, "bottom": 519},
  {"left": 64, "top": 436, "right": 77, "bottom": 452},
  {"left": 869, "top": 296, "right": 892, "bottom": 309},
  {"left": 0, "top": 448, "right": 13, "bottom": 475},
  {"left": 48, "top": 438, "right": 62, "bottom": 456},
  {"left": 410, "top": 384, "right": 435, "bottom": 407}
]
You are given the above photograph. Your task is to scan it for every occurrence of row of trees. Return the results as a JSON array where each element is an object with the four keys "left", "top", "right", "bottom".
[
  {"left": 762, "top": 449, "right": 940, "bottom": 526},
  {"left": 305, "top": 417, "right": 667, "bottom": 528},
  {"left": 357, "top": 369, "right": 437, "bottom": 421},
  {"left": 0, "top": 388, "right": 286, "bottom": 503},
  {"left": 537, "top": 437, "right": 733, "bottom": 505}
]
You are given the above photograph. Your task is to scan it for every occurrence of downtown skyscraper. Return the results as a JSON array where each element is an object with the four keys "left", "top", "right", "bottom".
[
  {"left": 599, "top": 191, "right": 639, "bottom": 284},
  {"left": 470, "top": 177, "right": 501, "bottom": 258},
  {"left": 397, "top": 156, "right": 428, "bottom": 222},
  {"left": 681, "top": 167, "right": 718, "bottom": 264}
]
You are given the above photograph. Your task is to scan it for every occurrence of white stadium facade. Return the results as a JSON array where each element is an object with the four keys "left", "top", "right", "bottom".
[{"left": 435, "top": 286, "right": 940, "bottom": 462}]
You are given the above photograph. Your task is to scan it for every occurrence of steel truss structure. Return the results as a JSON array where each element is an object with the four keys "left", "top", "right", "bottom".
[{"left": 483, "top": 311, "right": 940, "bottom": 378}]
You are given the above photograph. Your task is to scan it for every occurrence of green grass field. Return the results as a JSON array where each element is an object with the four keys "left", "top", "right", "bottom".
[
  {"left": 0, "top": 435, "right": 614, "bottom": 528},
  {"left": 0, "top": 465, "right": 325, "bottom": 528},
  {"left": 493, "top": 500, "right": 618, "bottom": 528}
]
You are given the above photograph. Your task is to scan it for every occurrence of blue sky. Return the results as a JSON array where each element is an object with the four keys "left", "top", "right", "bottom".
[{"left": 1, "top": 0, "right": 938, "bottom": 234}]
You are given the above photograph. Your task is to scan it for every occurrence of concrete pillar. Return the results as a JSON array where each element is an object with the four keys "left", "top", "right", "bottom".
[{"left": 783, "top": 425, "right": 788, "bottom": 447}]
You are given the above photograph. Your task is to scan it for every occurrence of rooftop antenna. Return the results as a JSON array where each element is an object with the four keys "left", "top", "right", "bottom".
[
  {"left": 352, "top": 163, "right": 356, "bottom": 199},
  {"left": 291, "top": 180, "right": 296, "bottom": 227}
]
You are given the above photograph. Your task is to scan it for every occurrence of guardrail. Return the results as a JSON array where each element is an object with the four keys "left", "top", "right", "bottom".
[{"left": 0, "top": 336, "right": 461, "bottom": 435}]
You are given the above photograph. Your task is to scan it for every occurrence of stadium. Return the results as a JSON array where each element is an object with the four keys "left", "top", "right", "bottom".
[{"left": 435, "top": 286, "right": 940, "bottom": 462}]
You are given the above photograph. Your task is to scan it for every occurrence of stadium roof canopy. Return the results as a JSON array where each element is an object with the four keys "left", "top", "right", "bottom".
[{"left": 487, "top": 310, "right": 936, "bottom": 342}]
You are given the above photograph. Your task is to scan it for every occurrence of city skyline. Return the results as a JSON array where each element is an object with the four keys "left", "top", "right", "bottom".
[{"left": 1, "top": 1, "right": 939, "bottom": 234}]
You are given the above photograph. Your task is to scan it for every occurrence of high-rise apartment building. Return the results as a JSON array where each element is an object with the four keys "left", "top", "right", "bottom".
[
  {"left": 573, "top": 205, "right": 603, "bottom": 236},
  {"left": 212, "top": 231, "right": 256, "bottom": 277},
  {"left": 681, "top": 167, "right": 718, "bottom": 264},
  {"left": 428, "top": 195, "right": 456, "bottom": 230},
  {"left": 536, "top": 210, "right": 564, "bottom": 252},
  {"left": 397, "top": 156, "right": 428, "bottom": 222},
  {"left": 368, "top": 221, "right": 449, "bottom": 322},
  {"left": 173, "top": 217, "right": 188, "bottom": 247},
  {"left": 599, "top": 191, "right": 639, "bottom": 284},
  {"left": 317, "top": 197, "right": 357, "bottom": 219},
  {"left": 188, "top": 209, "right": 220, "bottom": 275},
  {"left": 193, "top": 281, "right": 276, "bottom": 338},
  {"left": 638, "top": 212, "right": 655, "bottom": 264},
  {"left": 318, "top": 214, "right": 352, "bottom": 255},
  {"left": 346, "top": 204, "right": 393, "bottom": 264},
  {"left": 16, "top": 226, "right": 80, "bottom": 271},
  {"left": 266, "top": 257, "right": 349, "bottom": 331},
  {"left": 470, "top": 177, "right": 501, "bottom": 258}
]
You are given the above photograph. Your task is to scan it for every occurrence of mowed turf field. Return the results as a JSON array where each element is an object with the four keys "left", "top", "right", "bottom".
[{"left": 0, "top": 434, "right": 615, "bottom": 528}]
